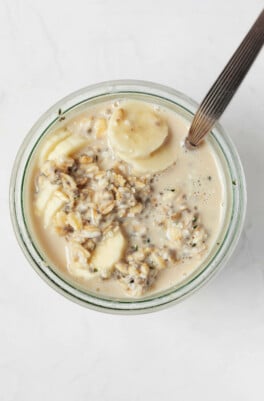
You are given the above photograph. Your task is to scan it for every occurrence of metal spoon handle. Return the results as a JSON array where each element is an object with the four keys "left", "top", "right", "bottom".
[{"left": 186, "top": 9, "right": 264, "bottom": 147}]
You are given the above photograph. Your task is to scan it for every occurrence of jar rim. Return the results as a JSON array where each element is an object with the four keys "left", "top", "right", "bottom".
[{"left": 9, "top": 80, "right": 247, "bottom": 314}]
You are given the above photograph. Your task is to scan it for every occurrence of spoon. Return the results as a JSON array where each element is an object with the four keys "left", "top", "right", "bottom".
[{"left": 186, "top": 9, "right": 264, "bottom": 148}]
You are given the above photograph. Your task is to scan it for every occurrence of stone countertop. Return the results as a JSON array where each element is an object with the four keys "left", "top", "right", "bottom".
[{"left": 1, "top": 1, "right": 264, "bottom": 400}]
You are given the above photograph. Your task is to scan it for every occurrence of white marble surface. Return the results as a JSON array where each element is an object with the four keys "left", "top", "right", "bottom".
[{"left": 1, "top": 0, "right": 264, "bottom": 399}]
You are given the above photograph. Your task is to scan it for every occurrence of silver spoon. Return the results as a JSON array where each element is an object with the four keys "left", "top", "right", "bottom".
[{"left": 186, "top": 9, "right": 264, "bottom": 148}]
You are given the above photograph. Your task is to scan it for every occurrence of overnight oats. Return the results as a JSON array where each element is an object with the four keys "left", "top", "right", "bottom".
[
  {"left": 26, "top": 99, "right": 225, "bottom": 297},
  {"left": 10, "top": 81, "right": 246, "bottom": 312}
]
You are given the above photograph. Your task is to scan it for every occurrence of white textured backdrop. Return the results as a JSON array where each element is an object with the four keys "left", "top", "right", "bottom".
[{"left": 1, "top": 1, "right": 264, "bottom": 400}]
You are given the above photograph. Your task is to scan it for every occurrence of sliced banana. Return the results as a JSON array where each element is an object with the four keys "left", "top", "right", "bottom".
[
  {"left": 90, "top": 227, "right": 127, "bottom": 278},
  {"left": 35, "top": 180, "right": 58, "bottom": 213},
  {"left": 43, "top": 190, "right": 68, "bottom": 228},
  {"left": 48, "top": 134, "right": 88, "bottom": 161},
  {"left": 39, "top": 129, "right": 71, "bottom": 165},
  {"left": 108, "top": 101, "right": 168, "bottom": 158},
  {"left": 66, "top": 242, "right": 99, "bottom": 280},
  {"left": 118, "top": 139, "right": 177, "bottom": 174}
]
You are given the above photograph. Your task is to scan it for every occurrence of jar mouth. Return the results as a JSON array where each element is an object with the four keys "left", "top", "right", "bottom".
[{"left": 9, "top": 80, "right": 247, "bottom": 314}]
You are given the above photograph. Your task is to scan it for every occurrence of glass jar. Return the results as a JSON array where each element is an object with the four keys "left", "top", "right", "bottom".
[{"left": 9, "top": 80, "right": 246, "bottom": 314}]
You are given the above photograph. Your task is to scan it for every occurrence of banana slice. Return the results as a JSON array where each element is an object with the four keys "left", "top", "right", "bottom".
[
  {"left": 118, "top": 139, "right": 177, "bottom": 174},
  {"left": 39, "top": 129, "right": 71, "bottom": 165},
  {"left": 66, "top": 242, "right": 99, "bottom": 280},
  {"left": 48, "top": 134, "right": 88, "bottom": 161},
  {"left": 35, "top": 180, "right": 59, "bottom": 213},
  {"left": 91, "top": 227, "right": 127, "bottom": 278},
  {"left": 43, "top": 191, "right": 68, "bottom": 228},
  {"left": 108, "top": 101, "right": 168, "bottom": 158}
]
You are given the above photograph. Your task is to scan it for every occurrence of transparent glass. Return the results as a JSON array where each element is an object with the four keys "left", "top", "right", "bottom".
[{"left": 9, "top": 80, "right": 247, "bottom": 314}]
